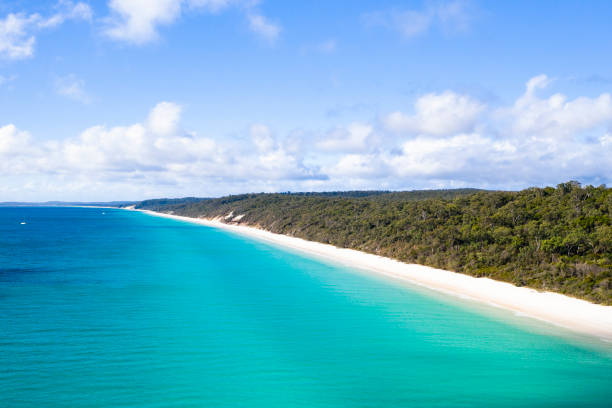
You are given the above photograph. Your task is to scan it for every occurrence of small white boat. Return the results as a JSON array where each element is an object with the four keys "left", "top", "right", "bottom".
[{"left": 20, "top": 222, "right": 26, "bottom": 225}]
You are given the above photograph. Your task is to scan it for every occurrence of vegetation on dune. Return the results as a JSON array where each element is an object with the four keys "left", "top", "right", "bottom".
[{"left": 134, "top": 182, "right": 612, "bottom": 304}]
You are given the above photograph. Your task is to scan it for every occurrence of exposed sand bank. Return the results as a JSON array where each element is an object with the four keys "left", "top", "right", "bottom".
[{"left": 137, "top": 209, "right": 612, "bottom": 342}]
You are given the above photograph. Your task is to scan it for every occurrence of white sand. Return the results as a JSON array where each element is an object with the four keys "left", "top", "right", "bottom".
[{"left": 138, "top": 209, "right": 612, "bottom": 342}]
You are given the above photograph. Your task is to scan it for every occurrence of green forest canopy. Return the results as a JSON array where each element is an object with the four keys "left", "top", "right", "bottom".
[{"left": 133, "top": 182, "right": 612, "bottom": 304}]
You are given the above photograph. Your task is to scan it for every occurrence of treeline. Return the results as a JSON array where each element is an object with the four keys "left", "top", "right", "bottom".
[
  {"left": 134, "top": 197, "right": 209, "bottom": 210},
  {"left": 131, "top": 188, "right": 484, "bottom": 209},
  {"left": 136, "top": 182, "right": 612, "bottom": 304}
]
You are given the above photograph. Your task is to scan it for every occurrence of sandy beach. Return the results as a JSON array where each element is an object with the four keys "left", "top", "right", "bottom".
[{"left": 138, "top": 209, "right": 612, "bottom": 342}]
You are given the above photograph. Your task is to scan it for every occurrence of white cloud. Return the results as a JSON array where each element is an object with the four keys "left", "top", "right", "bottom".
[
  {"left": 327, "top": 154, "right": 387, "bottom": 178},
  {"left": 364, "top": 0, "right": 472, "bottom": 39},
  {"left": 0, "top": 102, "right": 323, "bottom": 200},
  {"left": 504, "top": 74, "right": 612, "bottom": 138},
  {"left": 0, "top": 13, "right": 41, "bottom": 59},
  {"left": 104, "top": 0, "right": 183, "bottom": 44},
  {"left": 40, "top": 1, "right": 93, "bottom": 28},
  {"left": 0, "top": 124, "right": 40, "bottom": 176},
  {"left": 524, "top": 74, "right": 551, "bottom": 96},
  {"left": 0, "top": 124, "right": 31, "bottom": 155},
  {"left": 0, "top": 2, "right": 92, "bottom": 60},
  {"left": 247, "top": 13, "right": 280, "bottom": 42},
  {"left": 383, "top": 91, "right": 485, "bottom": 136},
  {"left": 1, "top": 75, "right": 612, "bottom": 200},
  {"left": 104, "top": 0, "right": 280, "bottom": 44},
  {"left": 55, "top": 74, "right": 91, "bottom": 104},
  {"left": 385, "top": 132, "right": 611, "bottom": 188},
  {"left": 388, "top": 133, "right": 498, "bottom": 177},
  {"left": 63, "top": 124, "right": 149, "bottom": 171},
  {"left": 250, "top": 123, "right": 275, "bottom": 152},
  {"left": 317, "top": 123, "right": 374, "bottom": 152},
  {"left": 60, "top": 102, "right": 217, "bottom": 173},
  {"left": 148, "top": 101, "right": 182, "bottom": 135}
]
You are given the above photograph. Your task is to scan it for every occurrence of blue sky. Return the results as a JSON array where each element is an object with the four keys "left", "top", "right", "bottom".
[{"left": 1, "top": 0, "right": 611, "bottom": 201}]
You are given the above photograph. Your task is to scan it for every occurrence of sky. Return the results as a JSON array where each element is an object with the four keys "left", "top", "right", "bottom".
[{"left": 1, "top": 0, "right": 611, "bottom": 201}]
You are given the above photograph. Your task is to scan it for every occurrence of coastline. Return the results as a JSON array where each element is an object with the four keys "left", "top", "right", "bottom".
[{"left": 136, "top": 209, "right": 612, "bottom": 342}]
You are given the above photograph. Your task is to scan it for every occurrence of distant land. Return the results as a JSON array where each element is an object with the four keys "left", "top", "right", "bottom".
[
  {"left": 126, "top": 182, "right": 611, "bottom": 305},
  {"left": 0, "top": 201, "right": 137, "bottom": 207}
]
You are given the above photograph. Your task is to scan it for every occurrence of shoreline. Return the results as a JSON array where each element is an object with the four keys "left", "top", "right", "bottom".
[{"left": 137, "top": 209, "right": 612, "bottom": 342}]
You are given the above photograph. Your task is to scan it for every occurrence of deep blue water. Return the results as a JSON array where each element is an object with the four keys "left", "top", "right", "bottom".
[{"left": 1, "top": 207, "right": 611, "bottom": 407}]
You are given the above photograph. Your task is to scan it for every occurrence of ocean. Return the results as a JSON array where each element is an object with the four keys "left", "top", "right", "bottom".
[{"left": 1, "top": 206, "right": 611, "bottom": 407}]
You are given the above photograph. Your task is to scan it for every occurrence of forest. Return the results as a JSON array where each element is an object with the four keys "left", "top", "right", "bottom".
[{"left": 133, "top": 182, "right": 612, "bottom": 304}]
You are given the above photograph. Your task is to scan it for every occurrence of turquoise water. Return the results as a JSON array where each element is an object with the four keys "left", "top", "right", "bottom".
[{"left": 1, "top": 207, "right": 611, "bottom": 407}]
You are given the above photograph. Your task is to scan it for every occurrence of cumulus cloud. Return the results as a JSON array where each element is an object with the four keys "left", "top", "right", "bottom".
[
  {"left": 383, "top": 91, "right": 485, "bottom": 136},
  {"left": 60, "top": 102, "right": 219, "bottom": 174},
  {"left": 364, "top": 0, "right": 472, "bottom": 39},
  {"left": 0, "top": 1, "right": 92, "bottom": 60},
  {"left": 0, "top": 124, "right": 41, "bottom": 177},
  {"left": 503, "top": 74, "right": 612, "bottom": 138},
  {"left": 1, "top": 75, "right": 611, "bottom": 200},
  {"left": 317, "top": 123, "right": 374, "bottom": 153},
  {"left": 326, "top": 154, "right": 388, "bottom": 179},
  {"left": 104, "top": 0, "right": 280, "bottom": 44},
  {"left": 388, "top": 133, "right": 506, "bottom": 178},
  {"left": 386, "top": 132, "right": 610, "bottom": 188},
  {"left": 0, "top": 124, "right": 31, "bottom": 155},
  {"left": 104, "top": 0, "right": 183, "bottom": 44},
  {"left": 148, "top": 101, "right": 182, "bottom": 135},
  {"left": 374, "top": 76, "right": 612, "bottom": 187},
  {"left": 0, "top": 102, "right": 324, "bottom": 200},
  {"left": 250, "top": 124, "right": 275, "bottom": 152}
]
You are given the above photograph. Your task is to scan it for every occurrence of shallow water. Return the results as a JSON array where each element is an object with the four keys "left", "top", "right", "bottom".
[{"left": 1, "top": 207, "right": 611, "bottom": 407}]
